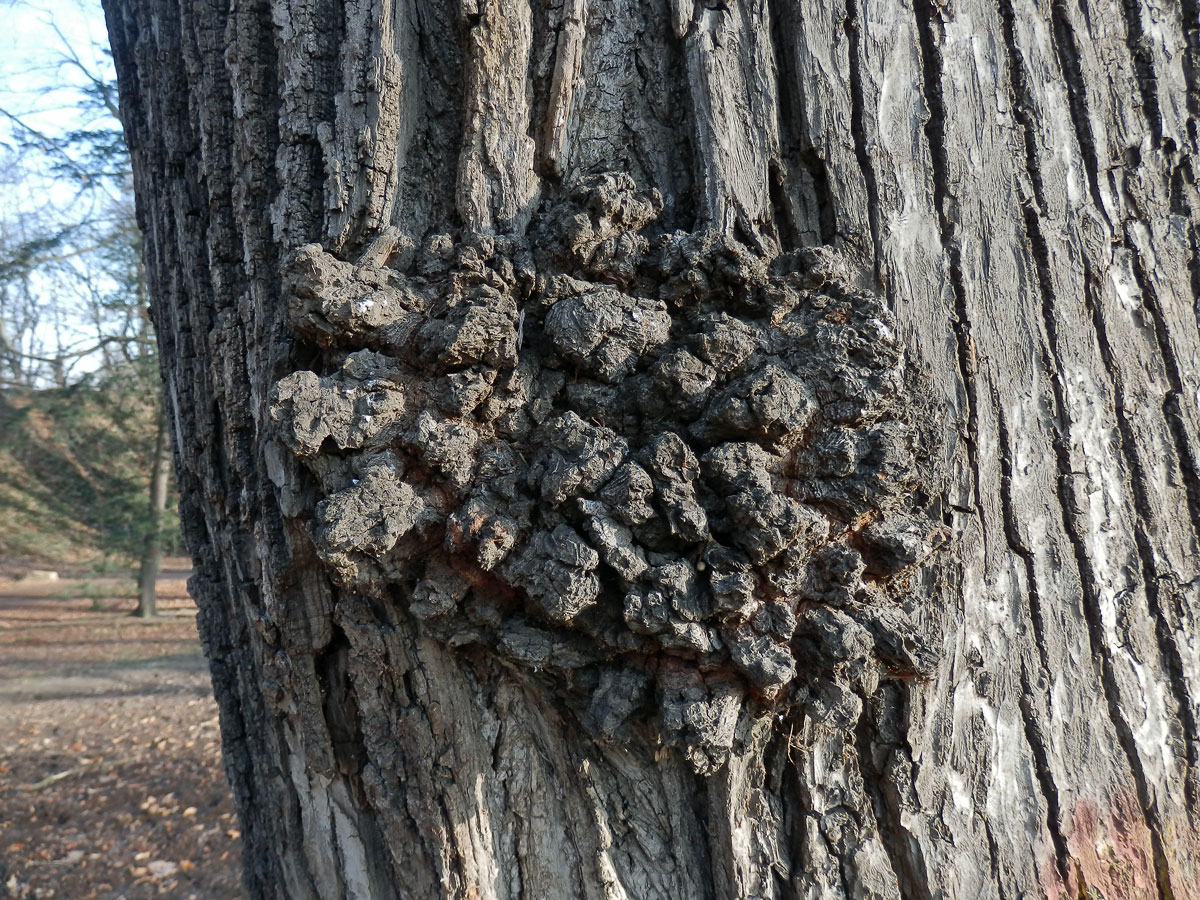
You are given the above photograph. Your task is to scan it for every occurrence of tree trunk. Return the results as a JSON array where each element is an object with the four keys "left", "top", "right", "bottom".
[
  {"left": 102, "top": 1, "right": 1200, "bottom": 897},
  {"left": 136, "top": 403, "right": 170, "bottom": 618}
]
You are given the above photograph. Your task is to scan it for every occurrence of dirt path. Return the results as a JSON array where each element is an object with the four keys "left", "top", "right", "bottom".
[{"left": 0, "top": 563, "right": 243, "bottom": 899}]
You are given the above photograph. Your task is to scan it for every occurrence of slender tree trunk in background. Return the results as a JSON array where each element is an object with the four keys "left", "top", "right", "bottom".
[
  {"left": 136, "top": 403, "right": 170, "bottom": 619},
  {"left": 103, "top": 1, "right": 1200, "bottom": 898}
]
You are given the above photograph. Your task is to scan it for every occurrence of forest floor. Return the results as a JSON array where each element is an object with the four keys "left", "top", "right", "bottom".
[{"left": 0, "top": 560, "right": 244, "bottom": 900}]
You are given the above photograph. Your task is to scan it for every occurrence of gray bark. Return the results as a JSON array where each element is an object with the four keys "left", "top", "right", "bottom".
[{"left": 102, "top": 1, "right": 1200, "bottom": 898}]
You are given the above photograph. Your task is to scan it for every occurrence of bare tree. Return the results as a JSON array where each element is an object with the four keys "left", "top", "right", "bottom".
[
  {"left": 104, "top": 1, "right": 1200, "bottom": 898},
  {"left": 1, "top": 26, "right": 176, "bottom": 596}
]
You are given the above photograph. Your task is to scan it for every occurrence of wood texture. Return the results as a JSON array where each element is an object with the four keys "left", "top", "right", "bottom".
[{"left": 102, "top": 0, "right": 1200, "bottom": 897}]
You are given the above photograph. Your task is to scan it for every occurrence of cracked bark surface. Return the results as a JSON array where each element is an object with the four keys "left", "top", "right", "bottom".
[{"left": 103, "top": 0, "right": 1200, "bottom": 897}]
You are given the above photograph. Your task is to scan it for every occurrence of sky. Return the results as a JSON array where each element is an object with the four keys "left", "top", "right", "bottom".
[
  {"left": 1, "top": 0, "right": 128, "bottom": 384},
  {"left": 0, "top": 0, "right": 112, "bottom": 129},
  {"left": 0, "top": 0, "right": 124, "bottom": 228}
]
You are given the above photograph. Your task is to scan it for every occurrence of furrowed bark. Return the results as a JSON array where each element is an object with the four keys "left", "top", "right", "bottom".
[{"left": 103, "top": 0, "right": 1200, "bottom": 897}]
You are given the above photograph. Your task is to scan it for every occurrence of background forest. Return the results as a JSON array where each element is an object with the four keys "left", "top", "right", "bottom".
[{"left": 0, "top": 0, "right": 180, "bottom": 581}]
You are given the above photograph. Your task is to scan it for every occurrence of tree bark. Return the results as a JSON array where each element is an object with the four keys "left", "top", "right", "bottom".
[{"left": 103, "top": 1, "right": 1200, "bottom": 898}]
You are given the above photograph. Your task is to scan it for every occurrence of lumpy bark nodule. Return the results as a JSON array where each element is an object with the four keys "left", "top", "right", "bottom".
[
  {"left": 103, "top": 0, "right": 1200, "bottom": 898},
  {"left": 269, "top": 178, "right": 944, "bottom": 774}
]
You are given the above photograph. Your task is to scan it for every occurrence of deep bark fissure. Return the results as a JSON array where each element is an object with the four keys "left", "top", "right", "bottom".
[
  {"left": 801, "top": 149, "right": 837, "bottom": 246},
  {"left": 776, "top": 736, "right": 811, "bottom": 895},
  {"left": 981, "top": 821, "right": 1010, "bottom": 900},
  {"left": 1122, "top": 235, "right": 1200, "bottom": 556},
  {"left": 767, "top": 0, "right": 836, "bottom": 247},
  {"left": 1166, "top": 375, "right": 1200, "bottom": 542},
  {"left": 1017, "top": 667, "right": 1072, "bottom": 888},
  {"left": 997, "top": 0, "right": 1056, "bottom": 283},
  {"left": 1169, "top": 157, "right": 1193, "bottom": 216},
  {"left": 842, "top": 0, "right": 884, "bottom": 284},
  {"left": 229, "top": 0, "right": 286, "bottom": 253},
  {"left": 853, "top": 687, "right": 932, "bottom": 900},
  {"left": 312, "top": 1, "right": 344, "bottom": 240},
  {"left": 1180, "top": 0, "right": 1200, "bottom": 146},
  {"left": 402, "top": 657, "right": 472, "bottom": 898},
  {"left": 1117, "top": 0, "right": 1164, "bottom": 147},
  {"left": 317, "top": 624, "right": 367, "bottom": 784},
  {"left": 1048, "top": 0, "right": 1108, "bottom": 216},
  {"left": 375, "top": 0, "right": 449, "bottom": 241},
  {"left": 912, "top": 0, "right": 984, "bottom": 521},
  {"left": 995, "top": 404, "right": 1074, "bottom": 885},
  {"left": 387, "top": 662, "right": 452, "bottom": 897},
  {"left": 1185, "top": 184, "right": 1200, "bottom": 331}
]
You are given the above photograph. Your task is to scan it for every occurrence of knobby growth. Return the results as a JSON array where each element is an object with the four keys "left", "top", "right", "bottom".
[{"left": 269, "top": 173, "right": 946, "bottom": 773}]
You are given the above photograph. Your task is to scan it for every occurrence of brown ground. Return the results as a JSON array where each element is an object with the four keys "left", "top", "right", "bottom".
[{"left": 0, "top": 561, "right": 244, "bottom": 900}]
